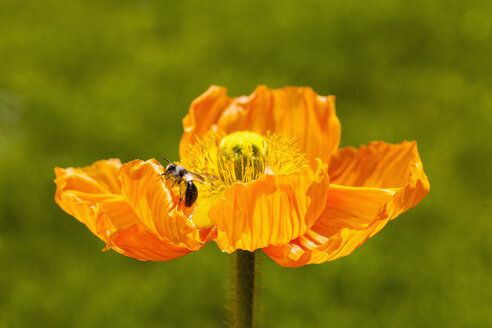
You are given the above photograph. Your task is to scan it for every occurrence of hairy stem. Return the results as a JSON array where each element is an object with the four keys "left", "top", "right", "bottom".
[{"left": 233, "top": 250, "right": 256, "bottom": 328}]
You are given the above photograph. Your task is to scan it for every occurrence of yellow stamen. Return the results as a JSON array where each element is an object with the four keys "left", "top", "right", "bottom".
[
  {"left": 219, "top": 131, "right": 266, "bottom": 183},
  {"left": 180, "top": 131, "right": 309, "bottom": 227}
]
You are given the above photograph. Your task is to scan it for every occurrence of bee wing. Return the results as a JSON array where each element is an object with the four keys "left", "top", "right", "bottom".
[{"left": 188, "top": 171, "right": 218, "bottom": 182}]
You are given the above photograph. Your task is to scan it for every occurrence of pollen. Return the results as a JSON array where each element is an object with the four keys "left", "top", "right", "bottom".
[
  {"left": 181, "top": 131, "right": 309, "bottom": 192},
  {"left": 219, "top": 131, "right": 266, "bottom": 182}
]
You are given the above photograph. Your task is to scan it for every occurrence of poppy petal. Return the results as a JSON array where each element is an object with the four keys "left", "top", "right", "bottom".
[
  {"left": 179, "top": 86, "right": 341, "bottom": 164},
  {"left": 180, "top": 85, "right": 232, "bottom": 159},
  {"left": 119, "top": 159, "right": 202, "bottom": 250},
  {"left": 99, "top": 199, "right": 192, "bottom": 261},
  {"left": 54, "top": 160, "right": 193, "bottom": 261},
  {"left": 263, "top": 141, "right": 429, "bottom": 267},
  {"left": 329, "top": 141, "right": 429, "bottom": 191},
  {"left": 209, "top": 162, "right": 329, "bottom": 252},
  {"left": 54, "top": 159, "right": 124, "bottom": 238},
  {"left": 107, "top": 223, "right": 192, "bottom": 262}
]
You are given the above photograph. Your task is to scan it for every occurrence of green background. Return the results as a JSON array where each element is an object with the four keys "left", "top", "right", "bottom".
[{"left": 1, "top": 0, "right": 491, "bottom": 327}]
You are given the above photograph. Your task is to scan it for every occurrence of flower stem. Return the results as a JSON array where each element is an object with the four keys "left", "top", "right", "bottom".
[{"left": 233, "top": 249, "right": 256, "bottom": 328}]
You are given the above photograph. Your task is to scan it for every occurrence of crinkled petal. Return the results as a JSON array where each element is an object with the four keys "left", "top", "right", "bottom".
[
  {"left": 180, "top": 85, "right": 232, "bottom": 158},
  {"left": 54, "top": 159, "right": 124, "bottom": 237},
  {"left": 54, "top": 160, "right": 193, "bottom": 261},
  {"left": 180, "top": 86, "right": 341, "bottom": 164},
  {"left": 329, "top": 141, "right": 429, "bottom": 191},
  {"left": 108, "top": 223, "right": 192, "bottom": 261},
  {"left": 119, "top": 159, "right": 202, "bottom": 250},
  {"left": 209, "top": 163, "right": 329, "bottom": 252},
  {"left": 98, "top": 199, "right": 193, "bottom": 261},
  {"left": 55, "top": 158, "right": 122, "bottom": 194},
  {"left": 263, "top": 141, "right": 429, "bottom": 267}
]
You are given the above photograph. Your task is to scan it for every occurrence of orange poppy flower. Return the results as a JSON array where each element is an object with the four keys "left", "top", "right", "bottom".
[{"left": 54, "top": 85, "right": 429, "bottom": 267}]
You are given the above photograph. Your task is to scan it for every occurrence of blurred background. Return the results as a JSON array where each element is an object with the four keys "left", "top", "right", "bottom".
[{"left": 1, "top": 0, "right": 491, "bottom": 327}]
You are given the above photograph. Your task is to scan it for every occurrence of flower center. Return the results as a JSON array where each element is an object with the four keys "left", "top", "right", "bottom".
[
  {"left": 179, "top": 131, "right": 309, "bottom": 227},
  {"left": 219, "top": 131, "right": 266, "bottom": 183},
  {"left": 181, "top": 131, "right": 309, "bottom": 188}
]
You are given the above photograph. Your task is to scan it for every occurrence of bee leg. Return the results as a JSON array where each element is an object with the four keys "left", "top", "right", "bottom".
[
  {"left": 169, "top": 192, "right": 181, "bottom": 211},
  {"left": 162, "top": 172, "right": 172, "bottom": 179}
]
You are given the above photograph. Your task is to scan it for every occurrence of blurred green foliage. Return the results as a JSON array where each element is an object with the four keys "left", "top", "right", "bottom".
[{"left": 1, "top": 0, "right": 491, "bottom": 327}]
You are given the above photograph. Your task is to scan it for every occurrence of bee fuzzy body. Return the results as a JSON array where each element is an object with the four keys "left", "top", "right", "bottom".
[
  {"left": 184, "top": 181, "right": 198, "bottom": 207},
  {"left": 162, "top": 160, "right": 201, "bottom": 208}
]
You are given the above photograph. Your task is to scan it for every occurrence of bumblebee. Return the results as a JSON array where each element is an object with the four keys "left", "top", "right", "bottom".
[{"left": 161, "top": 158, "right": 214, "bottom": 207}]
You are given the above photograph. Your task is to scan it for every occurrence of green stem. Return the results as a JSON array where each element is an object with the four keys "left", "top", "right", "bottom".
[{"left": 234, "top": 250, "right": 256, "bottom": 328}]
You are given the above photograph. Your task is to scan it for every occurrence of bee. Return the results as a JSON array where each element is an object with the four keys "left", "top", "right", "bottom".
[{"left": 161, "top": 158, "right": 215, "bottom": 207}]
